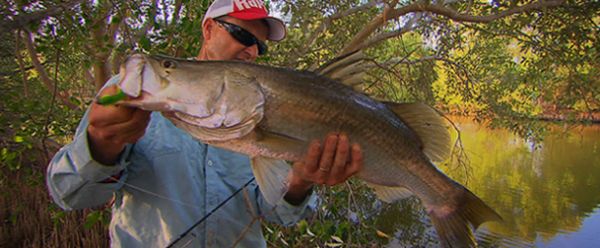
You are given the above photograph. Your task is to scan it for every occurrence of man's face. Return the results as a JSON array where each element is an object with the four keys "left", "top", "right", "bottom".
[{"left": 201, "top": 16, "right": 269, "bottom": 62}]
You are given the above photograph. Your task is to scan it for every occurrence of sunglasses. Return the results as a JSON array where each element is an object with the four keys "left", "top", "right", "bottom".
[{"left": 215, "top": 19, "right": 268, "bottom": 55}]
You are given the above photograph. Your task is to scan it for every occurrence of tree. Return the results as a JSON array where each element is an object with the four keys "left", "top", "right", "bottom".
[{"left": 1, "top": 0, "right": 598, "bottom": 246}]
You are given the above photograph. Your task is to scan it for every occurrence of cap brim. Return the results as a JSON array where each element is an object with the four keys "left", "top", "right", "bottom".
[
  {"left": 264, "top": 18, "right": 286, "bottom": 41},
  {"left": 228, "top": 12, "right": 286, "bottom": 41}
]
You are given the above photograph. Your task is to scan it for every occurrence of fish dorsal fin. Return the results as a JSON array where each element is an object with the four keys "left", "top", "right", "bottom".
[
  {"left": 385, "top": 102, "right": 452, "bottom": 162},
  {"left": 316, "top": 50, "right": 367, "bottom": 89},
  {"left": 250, "top": 156, "right": 291, "bottom": 205},
  {"left": 366, "top": 182, "right": 413, "bottom": 203}
]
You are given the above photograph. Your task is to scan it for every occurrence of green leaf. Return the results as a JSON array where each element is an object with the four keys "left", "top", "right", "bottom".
[
  {"left": 331, "top": 235, "right": 343, "bottom": 243},
  {"left": 140, "top": 36, "right": 151, "bottom": 51},
  {"left": 84, "top": 210, "right": 102, "bottom": 229},
  {"left": 112, "top": 16, "right": 121, "bottom": 24}
]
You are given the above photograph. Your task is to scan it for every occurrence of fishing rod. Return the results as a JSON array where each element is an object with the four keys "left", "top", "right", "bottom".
[{"left": 165, "top": 177, "right": 256, "bottom": 248}]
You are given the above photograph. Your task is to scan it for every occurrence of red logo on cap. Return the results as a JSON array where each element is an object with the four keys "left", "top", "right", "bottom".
[{"left": 233, "top": 0, "right": 266, "bottom": 12}]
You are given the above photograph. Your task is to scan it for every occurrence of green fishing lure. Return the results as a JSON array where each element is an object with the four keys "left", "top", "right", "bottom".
[{"left": 96, "top": 89, "right": 127, "bottom": 105}]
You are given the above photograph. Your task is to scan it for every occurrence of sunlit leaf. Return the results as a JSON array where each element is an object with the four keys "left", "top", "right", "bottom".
[
  {"left": 376, "top": 229, "right": 390, "bottom": 239},
  {"left": 331, "top": 235, "right": 343, "bottom": 243}
]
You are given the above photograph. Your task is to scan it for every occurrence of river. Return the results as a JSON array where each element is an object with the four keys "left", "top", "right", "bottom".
[{"left": 376, "top": 119, "right": 600, "bottom": 247}]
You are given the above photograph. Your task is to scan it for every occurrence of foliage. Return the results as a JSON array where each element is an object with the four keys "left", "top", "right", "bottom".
[
  {"left": 264, "top": 180, "right": 400, "bottom": 247},
  {"left": 430, "top": 0, "right": 600, "bottom": 140}
]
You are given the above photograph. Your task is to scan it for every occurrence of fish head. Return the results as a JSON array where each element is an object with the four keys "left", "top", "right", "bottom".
[
  {"left": 117, "top": 53, "right": 229, "bottom": 119},
  {"left": 115, "top": 53, "right": 265, "bottom": 137}
]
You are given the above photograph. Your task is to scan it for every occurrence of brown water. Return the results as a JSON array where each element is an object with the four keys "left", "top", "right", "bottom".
[{"left": 376, "top": 120, "right": 600, "bottom": 247}]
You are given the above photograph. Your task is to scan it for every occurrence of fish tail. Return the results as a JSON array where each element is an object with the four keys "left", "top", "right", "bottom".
[{"left": 428, "top": 188, "right": 502, "bottom": 248}]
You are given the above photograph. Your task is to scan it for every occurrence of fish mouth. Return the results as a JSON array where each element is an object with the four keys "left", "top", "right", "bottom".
[
  {"left": 118, "top": 53, "right": 147, "bottom": 98},
  {"left": 117, "top": 54, "right": 193, "bottom": 113},
  {"left": 118, "top": 54, "right": 166, "bottom": 97}
]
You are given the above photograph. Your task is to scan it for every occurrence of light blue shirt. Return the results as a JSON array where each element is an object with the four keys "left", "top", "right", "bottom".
[{"left": 46, "top": 77, "right": 316, "bottom": 248}]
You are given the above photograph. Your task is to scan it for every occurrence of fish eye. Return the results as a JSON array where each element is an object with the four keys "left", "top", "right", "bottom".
[{"left": 162, "top": 60, "right": 176, "bottom": 69}]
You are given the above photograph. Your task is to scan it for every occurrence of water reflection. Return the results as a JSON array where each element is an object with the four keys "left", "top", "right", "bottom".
[{"left": 375, "top": 120, "right": 600, "bottom": 247}]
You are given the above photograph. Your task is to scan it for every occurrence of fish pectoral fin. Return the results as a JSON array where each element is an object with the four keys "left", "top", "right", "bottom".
[
  {"left": 366, "top": 183, "right": 414, "bottom": 203},
  {"left": 384, "top": 102, "right": 452, "bottom": 162},
  {"left": 250, "top": 156, "right": 291, "bottom": 205},
  {"left": 255, "top": 128, "right": 306, "bottom": 153}
]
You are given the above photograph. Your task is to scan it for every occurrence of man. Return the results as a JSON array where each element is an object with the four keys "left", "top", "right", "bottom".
[{"left": 47, "top": 0, "right": 363, "bottom": 247}]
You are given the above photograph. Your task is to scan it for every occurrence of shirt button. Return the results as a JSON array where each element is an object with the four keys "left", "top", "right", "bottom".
[{"left": 207, "top": 160, "right": 213, "bottom": 166}]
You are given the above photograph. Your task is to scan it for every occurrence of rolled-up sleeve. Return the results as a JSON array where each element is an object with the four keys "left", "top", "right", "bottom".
[
  {"left": 255, "top": 185, "right": 317, "bottom": 226},
  {"left": 46, "top": 110, "right": 133, "bottom": 210}
]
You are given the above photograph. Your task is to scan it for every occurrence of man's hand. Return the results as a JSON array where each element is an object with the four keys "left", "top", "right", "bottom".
[
  {"left": 87, "top": 85, "right": 151, "bottom": 165},
  {"left": 284, "top": 132, "right": 363, "bottom": 205}
]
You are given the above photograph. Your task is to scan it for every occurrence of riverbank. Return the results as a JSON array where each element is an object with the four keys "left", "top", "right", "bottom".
[{"left": 442, "top": 108, "right": 600, "bottom": 124}]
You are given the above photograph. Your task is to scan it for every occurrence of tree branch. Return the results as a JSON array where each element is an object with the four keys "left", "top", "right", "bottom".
[
  {"left": 340, "top": 0, "right": 566, "bottom": 55},
  {"left": 22, "top": 31, "right": 79, "bottom": 110},
  {"left": 172, "top": 0, "right": 183, "bottom": 27},
  {"left": 402, "top": 0, "right": 566, "bottom": 23},
  {"left": 376, "top": 55, "right": 444, "bottom": 67},
  {"left": 162, "top": 0, "right": 169, "bottom": 27},
  {"left": 88, "top": 1, "right": 123, "bottom": 90},
  {"left": 136, "top": 0, "right": 158, "bottom": 41},
  {"left": 0, "top": 0, "right": 85, "bottom": 32},
  {"left": 14, "top": 31, "right": 29, "bottom": 98},
  {"left": 289, "top": 0, "right": 380, "bottom": 66},
  {"left": 360, "top": 13, "right": 423, "bottom": 51},
  {"left": 165, "top": 0, "right": 183, "bottom": 53}
]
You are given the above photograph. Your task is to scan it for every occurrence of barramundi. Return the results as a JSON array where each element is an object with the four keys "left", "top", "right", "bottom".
[{"left": 104, "top": 53, "right": 501, "bottom": 247}]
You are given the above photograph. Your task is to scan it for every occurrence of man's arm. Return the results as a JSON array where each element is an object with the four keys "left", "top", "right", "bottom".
[
  {"left": 46, "top": 80, "right": 150, "bottom": 210},
  {"left": 46, "top": 108, "right": 131, "bottom": 210}
]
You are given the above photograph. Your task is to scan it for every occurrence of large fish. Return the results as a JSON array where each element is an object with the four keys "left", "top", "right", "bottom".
[{"left": 108, "top": 53, "right": 501, "bottom": 247}]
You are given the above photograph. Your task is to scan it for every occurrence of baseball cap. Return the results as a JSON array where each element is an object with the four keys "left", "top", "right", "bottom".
[{"left": 202, "top": 0, "right": 286, "bottom": 41}]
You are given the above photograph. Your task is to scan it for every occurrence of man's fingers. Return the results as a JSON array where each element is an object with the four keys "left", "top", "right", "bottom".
[
  {"left": 89, "top": 109, "right": 150, "bottom": 144},
  {"left": 89, "top": 104, "right": 137, "bottom": 127},
  {"left": 90, "top": 85, "right": 141, "bottom": 126},
  {"left": 96, "top": 84, "right": 121, "bottom": 98},
  {"left": 329, "top": 133, "right": 350, "bottom": 182},
  {"left": 114, "top": 110, "right": 150, "bottom": 143},
  {"left": 318, "top": 133, "right": 338, "bottom": 172},
  {"left": 303, "top": 140, "right": 322, "bottom": 175},
  {"left": 298, "top": 134, "right": 363, "bottom": 186},
  {"left": 87, "top": 124, "right": 116, "bottom": 142},
  {"left": 117, "top": 127, "right": 147, "bottom": 144},
  {"left": 344, "top": 143, "right": 363, "bottom": 180},
  {"left": 99, "top": 109, "right": 149, "bottom": 134}
]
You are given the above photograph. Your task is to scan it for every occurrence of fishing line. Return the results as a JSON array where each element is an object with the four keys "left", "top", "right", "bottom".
[
  {"left": 95, "top": 167, "right": 202, "bottom": 210},
  {"left": 95, "top": 168, "right": 258, "bottom": 247},
  {"left": 166, "top": 177, "right": 256, "bottom": 248}
]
